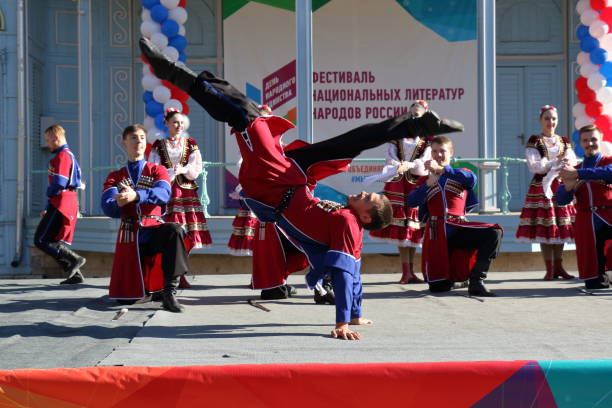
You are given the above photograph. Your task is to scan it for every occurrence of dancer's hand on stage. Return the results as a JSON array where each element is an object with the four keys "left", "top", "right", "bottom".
[
  {"left": 331, "top": 323, "right": 361, "bottom": 340},
  {"left": 349, "top": 317, "right": 373, "bottom": 325}
]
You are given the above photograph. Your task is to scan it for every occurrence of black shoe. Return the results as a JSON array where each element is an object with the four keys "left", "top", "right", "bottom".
[
  {"left": 428, "top": 279, "right": 453, "bottom": 293},
  {"left": 260, "top": 286, "right": 290, "bottom": 300},
  {"left": 468, "top": 280, "right": 496, "bottom": 297},
  {"left": 285, "top": 284, "right": 297, "bottom": 296},
  {"left": 59, "top": 270, "right": 84, "bottom": 285},
  {"left": 314, "top": 289, "right": 335, "bottom": 305},
  {"left": 151, "top": 291, "right": 164, "bottom": 302},
  {"left": 162, "top": 289, "right": 184, "bottom": 313},
  {"left": 419, "top": 110, "right": 465, "bottom": 137},
  {"left": 139, "top": 38, "right": 196, "bottom": 92},
  {"left": 585, "top": 276, "right": 610, "bottom": 289},
  {"left": 117, "top": 299, "right": 137, "bottom": 305},
  {"left": 57, "top": 245, "right": 86, "bottom": 280}
]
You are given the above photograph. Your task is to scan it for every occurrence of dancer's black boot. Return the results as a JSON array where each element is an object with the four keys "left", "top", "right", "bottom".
[
  {"left": 314, "top": 276, "right": 335, "bottom": 305},
  {"left": 468, "top": 260, "right": 496, "bottom": 297},
  {"left": 56, "top": 244, "right": 86, "bottom": 284},
  {"left": 162, "top": 276, "right": 184, "bottom": 313}
]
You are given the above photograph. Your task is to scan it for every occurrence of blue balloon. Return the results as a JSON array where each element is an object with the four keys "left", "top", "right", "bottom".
[
  {"left": 576, "top": 25, "right": 590, "bottom": 41},
  {"left": 591, "top": 48, "right": 609, "bottom": 65},
  {"left": 178, "top": 52, "right": 186, "bottom": 62},
  {"left": 141, "top": 0, "right": 160, "bottom": 9},
  {"left": 169, "top": 35, "right": 187, "bottom": 53},
  {"left": 150, "top": 4, "right": 168, "bottom": 23},
  {"left": 154, "top": 113, "right": 166, "bottom": 130},
  {"left": 581, "top": 36, "right": 600, "bottom": 53},
  {"left": 607, "top": 78, "right": 612, "bottom": 87},
  {"left": 145, "top": 100, "right": 163, "bottom": 117},
  {"left": 142, "top": 91, "right": 154, "bottom": 103},
  {"left": 161, "top": 19, "right": 179, "bottom": 38},
  {"left": 601, "top": 61, "right": 612, "bottom": 78},
  {"left": 572, "top": 129, "right": 584, "bottom": 157}
]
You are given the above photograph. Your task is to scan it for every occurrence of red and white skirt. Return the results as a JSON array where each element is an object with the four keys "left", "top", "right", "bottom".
[
  {"left": 515, "top": 177, "right": 575, "bottom": 243},
  {"left": 227, "top": 209, "right": 258, "bottom": 256},
  {"left": 165, "top": 184, "right": 212, "bottom": 249},
  {"left": 369, "top": 178, "right": 423, "bottom": 247}
]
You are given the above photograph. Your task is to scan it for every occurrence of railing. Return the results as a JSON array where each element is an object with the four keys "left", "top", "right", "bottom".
[{"left": 34, "top": 157, "right": 527, "bottom": 217}]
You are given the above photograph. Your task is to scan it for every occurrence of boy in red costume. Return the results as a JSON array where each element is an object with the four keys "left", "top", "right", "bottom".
[{"left": 558, "top": 125, "right": 612, "bottom": 290}]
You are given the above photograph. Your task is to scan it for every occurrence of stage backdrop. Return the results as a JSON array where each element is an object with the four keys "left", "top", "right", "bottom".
[{"left": 223, "top": 0, "right": 477, "bottom": 204}]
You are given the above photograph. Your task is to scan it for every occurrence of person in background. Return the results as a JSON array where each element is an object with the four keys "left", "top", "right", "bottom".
[
  {"left": 367, "top": 100, "right": 431, "bottom": 283},
  {"left": 515, "top": 105, "right": 577, "bottom": 280},
  {"left": 557, "top": 125, "right": 612, "bottom": 290},
  {"left": 34, "top": 125, "right": 86, "bottom": 285}
]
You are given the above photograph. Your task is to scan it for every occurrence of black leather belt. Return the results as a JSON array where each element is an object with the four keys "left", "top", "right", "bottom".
[{"left": 273, "top": 187, "right": 296, "bottom": 219}]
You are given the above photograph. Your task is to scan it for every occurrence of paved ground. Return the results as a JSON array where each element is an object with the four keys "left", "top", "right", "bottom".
[{"left": 1, "top": 272, "right": 611, "bottom": 370}]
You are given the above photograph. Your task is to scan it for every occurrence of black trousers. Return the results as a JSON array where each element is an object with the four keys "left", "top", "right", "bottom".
[
  {"left": 447, "top": 227, "right": 502, "bottom": 278},
  {"left": 596, "top": 223, "right": 612, "bottom": 276},
  {"left": 138, "top": 223, "right": 189, "bottom": 284},
  {"left": 189, "top": 72, "right": 426, "bottom": 172},
  {"left": 33, "top": 204, "right": 63, "bottom": 257}
]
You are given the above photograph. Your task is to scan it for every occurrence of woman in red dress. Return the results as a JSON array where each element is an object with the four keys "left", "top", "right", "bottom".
[
  {"left": 149, "top": 109, "right": 213, "bottom": 250},
  {"left": 368, "top": 100, "right": 431, "bottom": 283},
  {"left": 515, "top": 105, "right": 576, "bottom": 280}
]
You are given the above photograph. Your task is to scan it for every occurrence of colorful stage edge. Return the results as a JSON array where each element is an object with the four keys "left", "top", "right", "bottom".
[{"left": 1, "top": 360, "right": 611, "bottom": 407}]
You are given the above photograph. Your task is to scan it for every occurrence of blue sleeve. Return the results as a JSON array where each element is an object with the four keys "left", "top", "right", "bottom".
[
  {"left": 444, "top": 166, "right": 477, "bottom": 189},
  {"left": 46, "top": 175, "right": 69, "bottom": 197},
  {"left": 325, "top": 252, "right": 362, "bottom": 323},
  {"left": 406, "top": 183, "right": 429, "bottom": 207},
  {"left": 101, "top": 187, "right": 121, "bottom": 218},
  {"left": 556, "top": 184, "right": 574, "bottom": 206},
  {"left": 136, "top": 180, "right": 172, "bottom": 205},
  {"left": 578, "top": 165, "right": 612, "bottom": 182}
]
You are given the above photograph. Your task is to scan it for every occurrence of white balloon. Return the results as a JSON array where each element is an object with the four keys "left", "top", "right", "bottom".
[
  {"left": 597, "top": 86, "right": 612, "bottom": 103},
  {"left": 590, "top": 20, "right": 609, "bottom": 39},
  {"left": 140, "top": 21, "right": 161, "bottom": 38},
  {"left": 162, "top": 46, "right": 179, "bottom": 62},
  {"left": 168, "top": 7, "right": 188, "bottom": 25},
  {"left": 577, "top": 51, "right": 590, "bottom": 66},
  {"left": 142, "top": 63, "right": 151, "bottom": 76},
  {"left": 576, "top": 0, "right": 590, "bottom": 14},
  {"left": 182, "top": 114, "right": 190, "bottom": 131},
  {"left": 161, "top": 0, "right": 180, "bottom": 9},
  {"left": 600, "top": 33, "right": 612, "bottom": 50},
  {"left": 572, "top": 102, "right": 586, "bottom": 118},
  {"left": 575, "top": 115, "right": 593, "bottom": 129},
  {"left": 601, "top": 140, "right": 612, "bottom": 155},
  {"left": 151, "top": 32, "right": 169, "bottom": 50},
  {"left": 143, "top": 115, "right": 155, "bottom": 130},
  {"left": 142, "top": 74, "right": 161, "bottom": 91},
  {"left": 153, "top": 85, "right": 171, "bottom": 104},
  {"left": 147, "top": 127, "right": 162, "bottom": 144},
  {"left": 580, "top": 62, "right": 600, "bottom": 77},
  {"left": 581, "top": 9, "right": 600, "bottom": 26},
  {"left": 588, "top": 72, "right": 607, "bottom": 90},
  {"left": 164, "top": 99, "right": 183, "bottom": 112},
  {"left": 178, "top": 24, "right": 186, "bottom": 37},
  {"left": 141, "top": 8, "right": 152, "bottom": 22}
]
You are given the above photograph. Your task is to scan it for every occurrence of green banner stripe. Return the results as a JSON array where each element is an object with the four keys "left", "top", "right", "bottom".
[{"left": 223, "top": 0, "right": 331, "bottom": 19}]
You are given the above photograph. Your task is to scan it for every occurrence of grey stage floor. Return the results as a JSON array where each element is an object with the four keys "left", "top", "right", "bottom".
[{"left": 1, "top": 272, "right": 611, "bottom": 370}]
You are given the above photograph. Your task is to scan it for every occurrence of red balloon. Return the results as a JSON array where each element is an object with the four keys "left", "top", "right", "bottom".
[
  {"left": 601, "top": 7, "right": 612, "bottom": 26},
  {"left": 595, "top": 114, "right": 612, "bottom": 131},
  {"left": 603, "top": 129, "right": 612, "bottom": 142},
  {"left": 575, "top": 77, "right": 589, "bottom": 92},
  {"left": 181, "top": 103, "right": 190, "bottom": 115},
  {"left": 591, "top": 0, "right": 607, "bottom": 11},
  {"left": 179, "top": 0, "right": 186, "bottom": 8},
  {"left": 172, "top": 88, "right": 189, "bottom": 102},
  {"left": 577, "top": 88, "right": 596, "bottom": 104},
  {"left": 586, "top": 101, "right": 604, "bottom": 117}
]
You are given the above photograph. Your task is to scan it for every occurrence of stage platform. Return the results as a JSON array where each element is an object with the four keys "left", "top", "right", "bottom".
[{"left": 1, "top": 272, "right": 611, "bottom": 369}]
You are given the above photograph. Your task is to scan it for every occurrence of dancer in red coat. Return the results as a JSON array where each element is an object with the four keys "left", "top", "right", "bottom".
[
  {"left": 34, "top": 124, "right": 86, "bottom": 284},
  {"left": 558, "top": 125, "right": 612, "bottom": 290},
  {"left": 407, "top": 136, "right": 502, "bottom": 296}
]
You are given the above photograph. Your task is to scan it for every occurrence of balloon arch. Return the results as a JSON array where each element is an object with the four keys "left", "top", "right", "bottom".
[
  {"left": 139, "top": 0, "right": 191, "bottom": 143},
  {"left": 575, "top": 0, "right": 612, "bottom": 154}
]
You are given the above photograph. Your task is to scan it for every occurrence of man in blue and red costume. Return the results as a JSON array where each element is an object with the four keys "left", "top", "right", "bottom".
[
  {"left": 558, "top": 125, "right": 612, "bottom": 290},
  {"left": 407, "top": 136, "right": 502, "bottom": 297},
  {"left": 34, "top": 124, "right": 86, "bottom": 285},
  {"left": 101, "top": 124, "right": 191, "bottom": 313},
  {"left": 140, "top": 38, "right": 463, "bottom": 338}
]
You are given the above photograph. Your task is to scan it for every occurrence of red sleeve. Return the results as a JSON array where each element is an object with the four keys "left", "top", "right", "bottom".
[
  {"left": 328, "top": 210, "right": 363, "bottom": 259},
  {"left": 152, "top": 163, "right": 171, "bottom": 184},
  {"left": 103, "top": 170, "right": 120, "bottom": 191},
  {"left": 51, "top": 152, "right": 72, "bottom": 179}
]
